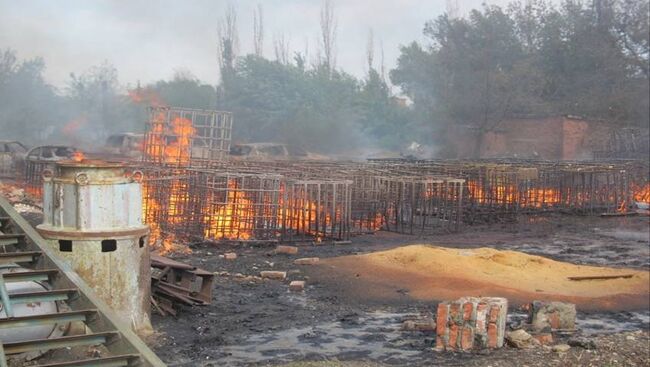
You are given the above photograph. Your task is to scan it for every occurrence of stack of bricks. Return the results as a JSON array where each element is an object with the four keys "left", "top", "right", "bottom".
[{"left": 435, "top": 297, "right": 508, "bottom": 351}]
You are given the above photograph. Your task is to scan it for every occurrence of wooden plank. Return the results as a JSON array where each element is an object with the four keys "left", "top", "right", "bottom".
[{"left": 568, "top": 274, "right": 634, "bottom": 281}]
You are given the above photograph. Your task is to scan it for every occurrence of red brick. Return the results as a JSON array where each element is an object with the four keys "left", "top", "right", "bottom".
[
  {"left": 435, "top": 336, "right": 445, "bottom": 350},
  {"left": 462, "top": 302, "right": 473, "bottom": 321},
  {"left": 548, "top": 311, "right": 561, "bottom": 329},
  {"left": 448, "top": 324, "right": 459, "bottom": 350},
  {"left": 460, "top": 327, "right": 474, "bottom": 350},
  {"left": 533, "top": 333, "right": 553, "bottom": 345},
  {"left": 450, "top": 303, "right": 461, "bottom": 323},
  {"left": 436, "top": 303, "right": 449, "bottom": 335},
  {"left": 487, "top": 323, "right": 498, "bottom": 348},
  {"left": 488, "top": 305, "right": 500, "bottom": 323},
  {"left": 475, "top": 303, "right": 488, "bottom": 333}
]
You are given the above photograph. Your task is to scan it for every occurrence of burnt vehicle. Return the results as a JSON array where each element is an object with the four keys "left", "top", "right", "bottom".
[
  {"left": 24, "top": 145, "right": 79, "bottom": 194},
  {"left": 0, "top": 141, "right": 28, "bottom": 177},
  {"left": 103, "top": 133, "right": 144, "bottom": 159},
  {"left": 229, "top": 142, "right": 326, "bottom": 160}
]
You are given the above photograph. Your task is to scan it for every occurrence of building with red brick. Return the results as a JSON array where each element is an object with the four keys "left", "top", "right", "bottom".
[{"left": 444, "top": 116, "right": 614, "bottom": 160}]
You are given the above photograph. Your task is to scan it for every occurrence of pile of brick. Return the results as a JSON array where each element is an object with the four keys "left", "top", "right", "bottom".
[{"left": 435, "top": 297, "right": 508, "bottom": 351}]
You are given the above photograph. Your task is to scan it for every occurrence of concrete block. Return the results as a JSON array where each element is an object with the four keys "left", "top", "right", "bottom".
[
  {"left": 293, "top": 257, "right": 320, "bottom": 265},
  {"left": 260, "top": 271, "right": 287, "bottom": 280},
  {"left": 529, "top": 301, "right": 576, "bottom": 332},
  {"left": 275, "top": 245, "right": 298, "bottom": 255},
  {"left": 289, "top": 280, "right": 305, "bottom": 292}
]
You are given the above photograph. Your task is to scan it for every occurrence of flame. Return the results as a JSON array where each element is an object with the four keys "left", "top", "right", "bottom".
[
  {"left": 142, "top": 174, "right": 191, "bottom": 255},
  {"left": 278, "top": 187, "right": 337, "bottom": 239},
  {"left": 128, "top": 88, "right": 165, "bottom": 107},
  {"left": 203, "top": 179, "right": 254, "bottom": 240},
  {"left": 144, "top": 114, "right": 196, "bottom": 166},
  {"left": 72, "top": 151, "right": 85, "bottom": 162},
  {"left": 63, "top": 116, "right": 88, "bottom": 136},
  {"left": 352, "top": 212, "right": 385, "bottom": 232},
  {"left": 633, "top": 183, "right": 650, "bottom": 204}
]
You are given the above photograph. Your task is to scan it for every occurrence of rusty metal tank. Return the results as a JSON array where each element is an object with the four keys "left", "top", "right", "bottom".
[{"left": 36, "top": 159, "right": 151, "bottom": 331}]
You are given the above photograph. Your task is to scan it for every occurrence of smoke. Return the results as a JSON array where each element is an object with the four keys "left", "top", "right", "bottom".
[{"left": 0, "top": 0, "right": 502, "bottom": 88}]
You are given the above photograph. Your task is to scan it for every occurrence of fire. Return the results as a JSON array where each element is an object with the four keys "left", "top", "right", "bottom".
[
  {"left": 72, "top": 151, "right": 85, "bottom": 162},
  {"left": 144, "top": 113, "right": 196, "bottom": 166},
  {"left": 63, "top": 116, "right": 88, "bottom": 136},
  {"left": 142, "top": 175, "right": 191, "bottom": 255},
  {"left": 128, "top": 88, "right": 165, "bottom": 107},
  {"left": 633, "top": 183, "right": 650, "bottom": 204},
  {"left": 203, "top": 179, "right": 254, "bottom": 240},
  {"left": 352, "top": 212, "right": 385, "bottom": 232},
  {"left": 466, "top": 180, "right": 561, "bottom": 208},
  {"left": 141, "top": 111, "right": 196, "bottom": 253}
]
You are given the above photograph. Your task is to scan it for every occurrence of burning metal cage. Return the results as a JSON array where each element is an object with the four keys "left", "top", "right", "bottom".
[
  {"left": 141, "top": 167, "right": 196, "bottom": 245},
  {"left": 281, "top": 179, "right": 352, "bottom": 241},
  {"left": 381, "top": 177, "right": 464, "bottom": 234},
  {"left": 142, "top": 106, "right": 232, "bottom": 168},
  {"left": 192, "top": 171, "right": 283, "bottom": 242}
]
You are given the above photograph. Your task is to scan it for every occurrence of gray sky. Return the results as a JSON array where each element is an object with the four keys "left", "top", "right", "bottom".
[{"left": 0, "top": 0, "right": 513, "bottom": 89}]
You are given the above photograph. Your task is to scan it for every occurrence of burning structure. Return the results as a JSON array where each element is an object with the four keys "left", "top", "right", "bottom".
[{"left": 6, "top": 105, "right": 648, "bottom": 253}]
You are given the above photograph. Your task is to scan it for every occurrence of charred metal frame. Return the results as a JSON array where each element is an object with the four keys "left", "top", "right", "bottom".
[
  {"left": 191, "top": 171, "right": 283, "bottom": 242},
  {"left": 140, "top": 167, "right": 196, "bottom": 244},
  {"left": 281, "top": 179, "right": 352, "bottom": 241},
  {"left": 380, "top": 177, "right": 464, "bottom": 234},
  {"left": 142, "top": 106, "right": 232, "bottom": 168}
]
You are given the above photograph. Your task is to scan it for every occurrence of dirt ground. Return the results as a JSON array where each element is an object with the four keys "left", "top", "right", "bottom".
[{"left": 150, "top": 214, "right": 650, "bottom": 366}]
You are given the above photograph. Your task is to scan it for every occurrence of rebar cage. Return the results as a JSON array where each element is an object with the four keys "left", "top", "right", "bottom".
[
  {"left": 281, "top": 180, "right": 352, "bottom": 241},
  {"left": 141, "top": 167, "right": 196, "bottom": 243},
  {"left": 380, "top": 177, "right": 464, "bottom": 234},
  {"left": 192, "top": 171, "right": 283, "bottom": 242},
  {"left": 143, "top": 106, "right": 232, "bottom": 167}
]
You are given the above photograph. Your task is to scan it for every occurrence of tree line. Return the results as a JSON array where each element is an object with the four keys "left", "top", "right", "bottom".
[{"left": 0, "top": 0, "right": 647, "bottom": 156}]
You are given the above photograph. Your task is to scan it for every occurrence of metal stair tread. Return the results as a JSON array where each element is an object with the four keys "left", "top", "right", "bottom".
[
  {"left": 33, "top": 354, "right": 142, "bottom": 367},
  {"left": 7, "top": 288, "right": 78, "bottom": 304},
  {"left": 2, "top": 332, "right": 120, "bottom": 354}
]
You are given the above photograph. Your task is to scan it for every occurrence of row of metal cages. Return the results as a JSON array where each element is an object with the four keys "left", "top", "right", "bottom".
[
  {"left": 139, "top": 165, "right": 467, "bottom": 245},
  {"left": 363, "top": 159, "right": 649, "bottom": 222},
  {"left": 208, "top": 159, "right": 649, "bottom": 224},
  {"left": 140, "top": 168, "right": 353, "bottom": 244}
]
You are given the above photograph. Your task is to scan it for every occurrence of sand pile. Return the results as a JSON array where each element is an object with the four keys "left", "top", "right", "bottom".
[{"left": 320, "top": 245, "right": 650, "bottom": 310}]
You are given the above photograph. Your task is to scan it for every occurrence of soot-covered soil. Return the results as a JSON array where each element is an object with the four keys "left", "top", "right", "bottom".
[{"left": 151, "top": 215, "right": 649, "bottom": 366}]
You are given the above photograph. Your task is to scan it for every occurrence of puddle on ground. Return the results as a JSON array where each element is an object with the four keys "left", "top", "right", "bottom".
[
  {"left": 216, "top": 311, "right": 429, "bottom": 365},
  {"left": 208, "top": 309, "right": 649, "bottom": 366},
  {"left": 499, "top": 231, "right": 649, "bottom": 268}
]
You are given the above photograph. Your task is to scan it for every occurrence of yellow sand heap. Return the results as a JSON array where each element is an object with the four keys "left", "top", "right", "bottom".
[{"left": 322, "top": 245, "right": 650, "bottom": 310}]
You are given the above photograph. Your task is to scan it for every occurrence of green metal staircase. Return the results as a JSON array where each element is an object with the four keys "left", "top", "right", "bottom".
[{"left": 0, "top": 196, "right": 165, "bottom": 367}]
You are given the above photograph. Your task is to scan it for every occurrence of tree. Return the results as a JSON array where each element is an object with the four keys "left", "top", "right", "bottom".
[
  {"left": 319, "top": 0, "right": 337, "bottom": 73},
  {"left": 391, "top": 0, "right": 650, "bottom": 157},
  {"left": 0, "top": 49, "right": 67, "bottom": 144},
  {"left": 253, "top": 4, "right": 264, "bottom": 57}
]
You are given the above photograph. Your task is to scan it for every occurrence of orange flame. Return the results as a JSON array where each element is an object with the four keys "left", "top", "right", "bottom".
[
  {"left": 142, "top": 175, "right": 191, "bottom": 255},
  {"left": 203, "top": 180, "right": 254, "bottom": 240},
  {"left": 144, "top": 114, "right": 196, "bottom": 165},
  {"left": 72, "top": 151, "right": 85, "bottom": 162},
  {"left": 63, "top": 116, "right": 88, "bottom": 136},
  {"left": 128, "top": 88, "right": 165, "bottom": 107},
  {"left": 633, "top": 183, "right": 650, "bottom": 204}
]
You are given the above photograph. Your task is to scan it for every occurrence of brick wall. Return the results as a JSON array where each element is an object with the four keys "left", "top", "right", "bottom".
[
  {"left": 443, "top": 116, "right": 613, "bottom": 160},
  {"left": 435, "top": 297, "right": 508, "bottom": 351}
]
